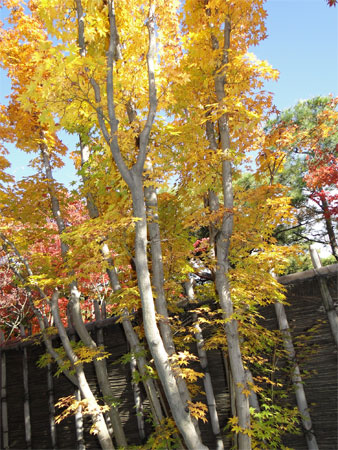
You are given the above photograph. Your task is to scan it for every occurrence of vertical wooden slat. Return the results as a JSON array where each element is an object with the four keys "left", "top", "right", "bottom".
[
  {"left": 0, "top": 331, "right": 8, "bottom": 449},
  {"left": 47, "top": 363, "right": 57, "bottom": 449},
  {"left": 20, "top": 325, "right": 32, "bottom": 449},
  {"left": 222, "top": 353, "right": 237, "bottom": 449},
  {"left": 310, "top": 245, "right": 338, "bottom": 347}
]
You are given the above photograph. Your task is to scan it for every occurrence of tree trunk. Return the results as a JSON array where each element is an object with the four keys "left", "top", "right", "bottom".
[
  {"left": 130, "top": 354, "right": 145, "bottom": 441},
  {"left": 144, "top": 182, "right": 174, "bottom": 355},
  {"left": 320, "top": 196, "right": 338, "bottom": 261},
  {"left": 66, "top": 310, "right": 85, "bottom": 450},
  {"left": 79, "top": 138, "right": 165, "bottom": 427},
  {"left": 20, "top": 325, "right": 32, "bottom": 449},
  {"left": 50, "top": 291, "right": 114, "bottom": 450},
  {"left": 131, "top": 178, "right": 208, "bottom": 450},
  {"left": 245, "top": 369, "right": 260, "bottom": 413},
  {"left": 74, "top": 388, "right": 85, "bottom": 450},
  {"left": 274, "top": 300, "right": 319, "bottom": 450},
  {"left": 184, "top": 280, "right": 224, "bottom": 449},
  {"left": 310, "top": 245, "right": 338, "bottom": 347},
  {"left": 193, "top": 313, "right": 224, "bottom": 449},
  {"left": 77, "top": 0, "right": 207, "bottom": 445},
  {"left": 0, "top": 235, "right": 80, "bottom": 387},
  {"left": 222, "top": 353, "right": 238, "bottom": 449},
  {"left": 47, "top": 363, "right": 57, "bottom": 449},
  {"left": 70, "top": 285, "right": 127, "bottom": 448},
  {"left": 145, "top": 181, "right": 201, "bottom": 437},
  {"left": 41, "top": 143, "right": 127, "bottom": 448},
  {"left": 205, "top": 17, "right": 251, "bottom": 449}
]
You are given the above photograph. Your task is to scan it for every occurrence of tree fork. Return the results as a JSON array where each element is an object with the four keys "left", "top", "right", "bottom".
[{"left": 79, "top": 137, "right": 165, "bottom": 426}]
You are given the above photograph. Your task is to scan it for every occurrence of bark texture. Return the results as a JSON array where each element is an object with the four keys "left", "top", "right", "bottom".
[
  {"left": 184, "top": 280, "right": 224, "bottom": 450},
  {"left": 131, "top": 181, "right": 208, "bottom": 449},
  {"left": 274, "top": 300, "right": 319, "bottom": 450},
  {"left": 310, "top": 245, "right": 338, "bottom": 347},
  {"left": 50, "top": 291, "right": 114, "bottom": 450},
  {"left": 41, "top": 140, "right": 127, "bottom": 447},
  {"left": 206, "top": 17, "right": 251, "bottom": 449},
  {"left": 79, "top": 137, "right": 164, "bottom": 426},
  {"left": 321, "top": 197, "right": 338, "bottom": 261},
  {"left": 81, "top": 1, "right": 209, "bottom": 446}
]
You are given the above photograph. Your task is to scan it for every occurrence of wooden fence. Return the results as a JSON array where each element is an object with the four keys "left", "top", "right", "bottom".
[{"left": 0, "top": 263, "right": 337, "bottom": 449}]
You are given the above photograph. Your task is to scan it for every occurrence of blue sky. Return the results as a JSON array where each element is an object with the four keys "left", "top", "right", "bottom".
[
  {"left": 0, "top": 0, "right": 337, "bottom": 184},
  {"left": 253, "top": 0, "right": 337, "bottom": 111}
]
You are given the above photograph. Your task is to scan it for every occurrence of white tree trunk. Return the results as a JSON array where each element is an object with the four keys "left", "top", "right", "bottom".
[
  {"left": 47, "top": 363, "right": 57, "bottom": 449},
  {"left": 41, "top": 142, "right": 127, "bottom": 448},
  {"left": 204, "top": 17, "right": 252, "bottom": 448},
  {"left": 185, "top": 280, "right": 224, "bottom": 449},
  {"left": 77, "top": 0, "right": 208, "bottom": 445},
  {"left": 74, "top": 388, "right": 85, "bottom": 450},
  {"left": 131, "top": 355, "right": 145, "bottom": 441},
  {"left": 145, "top": 183, "right": 202, "bottom": 438},
  {"left": 20, "top": 325, "right": 32, "bottom": 449},
  {"left": 131, "top": 180, "right": 208, "bottom": 450},
  {"left": 70, "top": 286, "right": 127, "bottom": 447},
  {"left": 274, "top": 301, "right": 318, "bottom": 450},
  {"left": 50, "top": 291, "right": 114, "bottom": 450},
  {"left": 310, "top": 245, "right": 338, "bottom": 347},
  {"left": 79, "top": 141, "right": 164, "bottom": 427}
]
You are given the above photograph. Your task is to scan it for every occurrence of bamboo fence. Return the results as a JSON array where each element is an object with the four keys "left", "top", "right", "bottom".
[{"left": 0, "top": 263, "right": 336, "bottom": 449}]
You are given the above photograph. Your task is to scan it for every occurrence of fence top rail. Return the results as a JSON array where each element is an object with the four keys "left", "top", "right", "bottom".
[
  {"left": 277, "top": 263, "right": 338, "bottom": 285},
  {"left": 1, "top": 263, "right": 337, "bottom": 350},
  {"left": 0, "top": 315, "right": 120, "bottom": 351}
]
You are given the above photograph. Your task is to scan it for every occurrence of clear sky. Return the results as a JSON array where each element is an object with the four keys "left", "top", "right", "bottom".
[
  {"left": 0, "top": 0, "right": 337, "bottom": 184},
  {"left": 252, "top": 0, "right": 337, "bottom": 111}
]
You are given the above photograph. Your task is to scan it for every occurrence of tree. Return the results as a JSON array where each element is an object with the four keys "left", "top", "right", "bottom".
[
  {"left": 0, "top": 0, "right": 305, "bottom": 448},
  {"left": 266, "top": 96, "right": 338, "bottom": 261}
]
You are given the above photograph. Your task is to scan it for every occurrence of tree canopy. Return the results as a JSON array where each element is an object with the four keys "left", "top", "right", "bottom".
[{"left": 0, "top": 1, "right": 335, "bottom": 448}]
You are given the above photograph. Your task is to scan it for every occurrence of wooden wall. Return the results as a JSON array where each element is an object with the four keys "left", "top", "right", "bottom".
[
  {"left": 0, "top": 321, "right": 230, "bottom": 449},
  {"left": 0, "top": 266, "right": 337, "bottom": 449},
  {"left": 274, "top": 274, "right": 337, "bottom": 449}
]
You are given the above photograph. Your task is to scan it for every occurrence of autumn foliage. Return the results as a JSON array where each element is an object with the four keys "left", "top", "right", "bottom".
[{"left": 0, "top": 0, "right": 334, "bottom": 448}]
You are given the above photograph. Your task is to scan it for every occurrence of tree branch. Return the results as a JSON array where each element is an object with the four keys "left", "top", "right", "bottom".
[{"left": 134, "top": 2, "right": 158, "bottom": 175}]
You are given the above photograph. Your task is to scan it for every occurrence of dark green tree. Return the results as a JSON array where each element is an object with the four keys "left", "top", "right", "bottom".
[{"left": 268, "top": 96, "right": 338, "bottom": 261}]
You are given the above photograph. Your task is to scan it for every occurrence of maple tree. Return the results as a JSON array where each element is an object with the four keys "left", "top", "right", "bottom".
[
  {"left": 0, "top": 0, "right": 316, "bottom": 448},
  {"left": 267, "top": 96, "right": 338, "bottom": 262}
]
